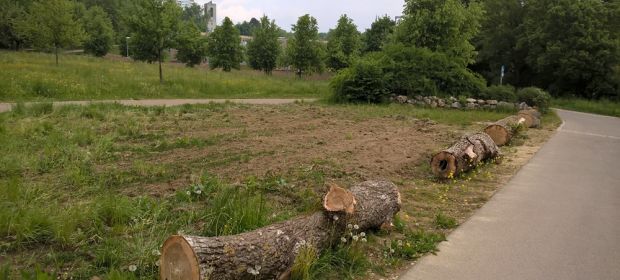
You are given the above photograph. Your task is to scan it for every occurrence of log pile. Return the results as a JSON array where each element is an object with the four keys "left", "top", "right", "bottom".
[
  {"left": 484, "top": 109, "right": 542, "bottom": 146},
  {"left": 160, "top": 181, "right": 401, "bottom": 280},
  {"left": 430, "top": 132, "right": 500, "bottom": 179}
]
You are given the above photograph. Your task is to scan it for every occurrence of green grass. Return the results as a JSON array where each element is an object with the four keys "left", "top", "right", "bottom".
[
  {"left": 0, "top": 51, "right": 329, "bottom": 102},
  {"left": 553, "top": 98, "right": 620, "bottom": 117}
]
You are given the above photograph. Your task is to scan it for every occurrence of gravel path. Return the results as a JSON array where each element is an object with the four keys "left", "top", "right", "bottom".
[{"left": 0, "top": 98, "right": 318, "bottom": 113}]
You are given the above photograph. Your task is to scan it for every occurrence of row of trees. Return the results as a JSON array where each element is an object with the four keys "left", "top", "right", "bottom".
[{"left": 329, "top": 0, "right": 620, "bottom": 101}]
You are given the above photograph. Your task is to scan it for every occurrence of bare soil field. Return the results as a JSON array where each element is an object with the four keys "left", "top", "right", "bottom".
[{"left": 0, "top": 102, "right": 560, "bottom": 279}]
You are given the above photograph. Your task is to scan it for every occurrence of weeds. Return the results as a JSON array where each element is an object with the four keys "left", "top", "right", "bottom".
[{"left": 434, "top": 212, "right": 458, "bottom": 229}]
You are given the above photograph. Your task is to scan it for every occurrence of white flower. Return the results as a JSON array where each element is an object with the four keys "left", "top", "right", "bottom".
[
  {"left": 186, "top": 191, "right": 191, "bottom": 196},
  {"left": 353, "top": 224, "right": 359, "bottom": 230},
  {"left": 194, "top": 189, "right": 202, "bottom": 195},
  {"left": 155, "top": 260, "right": 160, "bottom": 267},
  {"left": 128, "top": 264, "right": 137, "bottom": 272},
  {"left": 276, "top": 230, "right": 284, "bottom": 236},
  {"left": 362, "top": 238, "right": 367, "bottom": 242},
  {"left": 347, "top": 224, "right": 353, "bottom": 229},
  {"left": 341, "top": 237, "right": 347, "bottom": 243},
  {"left": 152, "top": 249, "right": 161, "bottom": 256},
  {"left": 390, "top": 249, "right": 395, "bottom": 254},
  {"left": 360, "top": 232, "right": 366, "bottom": 237},
  {"left": 247, "top": 265, "right": 261, "bottom": 275},
  {"left": 333, "top": 215, "right": 339, "bottom": 221},
  {"left": 352, "top": 235, "right": 359, "bottom": 242}
]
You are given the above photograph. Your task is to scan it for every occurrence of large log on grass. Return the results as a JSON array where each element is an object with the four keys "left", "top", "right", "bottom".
[
  {"left": 160, "top": 181, "right": 401, "bottom": 280},
  {"left": 517, "top": 109, "right": 541, "bottom": 128},
  {"left": 431, "top": 132, "right": 500, "bottom": 178},
  {"left": 484, "top": 115, "right": 527, "bottom": 146}
]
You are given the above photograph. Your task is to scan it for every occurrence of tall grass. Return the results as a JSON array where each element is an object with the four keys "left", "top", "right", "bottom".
[
  {"left": 0, "top": 51, "right": 329, "bottom": 101},
  {"left": 553, "top": 98, "right": 620, "bottom": 117}
]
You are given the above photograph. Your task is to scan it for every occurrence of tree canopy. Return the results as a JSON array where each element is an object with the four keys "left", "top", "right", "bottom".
[
  {"left": 247, "top": 16, "right": 281, "bottom": 74},
  {"left": 83, "top": 5, "right": 115, "bottom": 57},
  {"left": 287, "top": 14, "right": 324, "bottom": 77},
  {"left": 326, "top": 14, "right": 361, "bottom": 70},
  {"left": 362, "top": 16, "right": 395, "bottom": 53},
  {"left": 126, "top": 0, "right": 182, "bottom": 83},
  {"left": 207, "top": 17, "right": 243, "bottom": 72}
]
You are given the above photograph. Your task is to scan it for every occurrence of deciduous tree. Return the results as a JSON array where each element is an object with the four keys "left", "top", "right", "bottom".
[
  {"left": 20, "top": 0, "right": 85, "bottom": 65},
  {"left": 287, "top": 14, "right": 324, "bottom": 77},
  {"left": 83, "top": 6, "right": 115, "bottom": 57},
  {"left": 362, "top": 16, "right": 395, "bottom": 53},
  {"left": 326, "top": 14, "right": 361, "bottom": 70},
  {"left": 207, "top": 17, "right": 242, "bottom": 72},
  {"left": 126, "top": 0, "right": 181, "bottom": 83},
  {"left": 175, "top": 21, "right": 208, "bottom": 67},
  {"left": 247, "top": 16, "right": 280, "bottom": 74}
]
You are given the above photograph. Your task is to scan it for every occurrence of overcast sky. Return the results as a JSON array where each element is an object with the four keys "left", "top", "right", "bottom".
[{"left": 195, "top": 0, "right": 405, "bottom": 32}]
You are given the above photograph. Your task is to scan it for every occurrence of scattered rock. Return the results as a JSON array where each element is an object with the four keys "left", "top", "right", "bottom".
[
  {"left": 518, "top": 102, "right": 529, "bottom": 110},
  {"left": 466, "top": 98, "right": 477, "bottom": 103},
  {"left": 487, "top": 100, "right": 498, "bottom": 105},
  {"left": 430, "top": 101, "right": 438, "bottom": 108},
  {"left": 466, "top": 103, "right": 476, "bottom": 109},
  {"left": 451, "top": 102, "right": 462, "bottom": 109},
  {"left": 396, "top": 95, "right": 408, "bottom": 104},
  {"left": 477, "top": 99, "right": 486, "bottom": 105},
  {"left": 437, "top": 99, "right": 445, "bottom": 107}
]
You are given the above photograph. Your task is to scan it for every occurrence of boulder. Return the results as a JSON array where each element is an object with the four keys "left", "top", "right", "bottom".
[
  {"left": 466, "top": 98, "right": 477, "bottom": 103},
  {"left": 487, "top": 100, "right": 498, "bottom": 105},
  {"left": 451, "top": 102, "right": 462, "bottom": 109}
]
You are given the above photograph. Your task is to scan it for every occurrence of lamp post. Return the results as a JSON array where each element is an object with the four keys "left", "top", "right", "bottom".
[{"left": 126, "top": 36, "right": 130, "bottom": 58}]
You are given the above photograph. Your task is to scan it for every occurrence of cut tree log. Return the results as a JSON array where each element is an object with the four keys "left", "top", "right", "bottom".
[
  {"left": 159, "top": 181, "right": 401, "bottom": 280},
  {"left": 517, "top": 109, "right": 541, "bottom": 128},
  {"left": 483, "top": 115, "right": 527, "bottom": 146},
  {"left": 430, "top": 132, "right": 500, "bottom": 178}
]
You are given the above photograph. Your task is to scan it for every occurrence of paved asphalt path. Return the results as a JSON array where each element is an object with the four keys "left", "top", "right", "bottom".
[
  {"left": 400, "top": 109, "right": 620, "bottom": 280},
  {"left": 0, "top": 98, "right": 317, "bottom": 113}
]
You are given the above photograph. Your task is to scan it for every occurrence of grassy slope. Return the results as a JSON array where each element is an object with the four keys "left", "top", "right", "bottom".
[
  {"left": 0, "top": 51, "right": 330, "bottom": 102},
  {"left": 553, "top": 98, "right": 620, "bottom": 118}
]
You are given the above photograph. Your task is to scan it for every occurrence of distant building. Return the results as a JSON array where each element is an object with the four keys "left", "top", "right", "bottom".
[
  {"left": 205, "top": 1, "right": 217, "bottom": 33},
  {"left": 177, "top": 0, "right": 195, "bottom": 8}
]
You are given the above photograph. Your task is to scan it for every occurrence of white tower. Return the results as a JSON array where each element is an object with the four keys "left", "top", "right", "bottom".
[{"left": 205, "top": 1, "right": 217, "bottom": 33}]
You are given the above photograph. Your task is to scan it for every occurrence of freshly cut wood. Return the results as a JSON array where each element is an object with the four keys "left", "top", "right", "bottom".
[
  {"left": 484, "top": 115, "right": 527, "bottom": 146},
  {"left": 160, "top": 181, "right": 401, "bottom": 280},
  {"left": 430, "top": 132, "right": 500, "bottom": 178},
  {"left": 518, "top": 109, "right": 541, "bottom": 128}
]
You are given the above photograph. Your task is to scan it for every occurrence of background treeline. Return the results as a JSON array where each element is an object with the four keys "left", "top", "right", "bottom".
[{"left": 1, "top": 0, "right": 619, "bottom": 101}]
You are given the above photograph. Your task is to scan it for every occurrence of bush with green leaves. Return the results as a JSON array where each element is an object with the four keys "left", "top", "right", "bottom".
[
  {"left": 83, "top": 6, "right": 115, "bottom": 57},
  {"left": 517, "top": 87, "right": 551, "bottom": 113},
  {"left": 479, "top": 85, "right": 517, "bottom": 102},
  {"left": 175, "top": 22, "right": 208, "bottom": 67},
  {"left": 330, "top": 55, "right": 389, "bottom": 103},
  {"left": 382, "top": 44, "right": 486, "bottom": 98}
]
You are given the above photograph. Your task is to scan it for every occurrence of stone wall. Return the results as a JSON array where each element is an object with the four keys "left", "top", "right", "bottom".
[{"left": 391, "top": 95, "right": 533, "bottom": 111}]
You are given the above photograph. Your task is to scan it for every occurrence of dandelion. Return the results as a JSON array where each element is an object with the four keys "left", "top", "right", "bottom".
[
  {"left": 353, "top": 224, "right": 359, "bottom": 230},
  {"left": 352, "top": 235, "right": 359, "bottom": 242},
  {"left": 347, "top": 224, "right": 353, "bottom": 229},
  {"left": 152, "top": 249, "right": 161, "bottom": 256},
  {"left": 247, "top": 265, "right": 261, "bottom": 276},
  {"left": 333, "top": 215, "right": 339, "bottom": 221},
  {"left": 341, "top": 237, "right": 347, "bottom": 243},
  {"left": 128, "top": 264, "right": 137, "bottom": 272},
  {"left": 194, "top": 189, "right": 202, "bottom": 195},
  {"left": 390, "top": 249, "right": 395, "bottom": 254},
  {"left": 362, "top": 238, "right": 367, "bottom": 242},
  {"left": 186, "top": 191, "right": 191, "bottom": 196},
  {"left": 155, "top": 260, "right": 160, "bottom": 267},
  {"left": 360, "top": 232, "right": 366, "bottom": 237}
]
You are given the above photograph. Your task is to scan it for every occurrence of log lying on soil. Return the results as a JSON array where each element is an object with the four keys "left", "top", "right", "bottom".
[
  {"left": 484, "top": 115, "right": 527, "bottom": 146},
  {"left": 160, "top": 181, "right": 401, "bottom": 280},
  {"left": 430, "top": 132, "right": 500, "bottom": 178},
  {"left": 517, "top": 109, "right": 541, "bottom": 128}
]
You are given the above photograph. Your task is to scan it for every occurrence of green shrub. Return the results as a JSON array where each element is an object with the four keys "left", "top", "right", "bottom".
[
  {"left": 479, "top": 85, "right": 517, "bottom": 102},
  {"left": 330, "top": 56, "right": 389, "bottom": 103},
  {"left": 517, "top": 87, "right": 551, "bottom": 113},
  {"left": 434, "top": 213, "right": 457, "bottom": 229},
  {"left": 382, "top": 44, "right": 486, "bottom": 98}
]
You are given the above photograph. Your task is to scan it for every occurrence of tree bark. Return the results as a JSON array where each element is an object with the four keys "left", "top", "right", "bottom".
[
  {"left": 517, "top": 109, "right": 541, "bottom": 128},
  {"left": 483, "top": 115, "right": 527, "bottom": 146},
  {"left": 160, "top": 180, "right": 401, "bottom": 280},
  {"left": 430, "top": 132, "right": 500, "bottom": 178}
]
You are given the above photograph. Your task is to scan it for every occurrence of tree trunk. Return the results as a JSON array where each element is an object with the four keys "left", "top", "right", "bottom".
[
  {"left": 430, "top": 132, "right": 500, "bottom": 179},
  {"left": 483, "top": 115, "right": 527, "bottom": 146},
  {"left": 517, "top": 109, "right": 541, "bottom": 128},
  {"left": 159, "top": 180, "right": 401, "bottom": 280},
  {"left": 159, "top": 49, "right": 164, "bottom": 84},
  {"left": 55, "top": 45, "right": 59, "bottom": 66}
]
